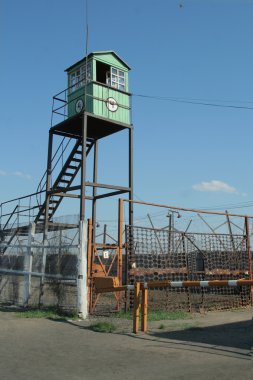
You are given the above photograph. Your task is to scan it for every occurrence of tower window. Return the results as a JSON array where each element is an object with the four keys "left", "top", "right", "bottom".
[
  {"left": 96, "top": 61, "right": 126, "bottom": 91},
  {"left": 110, "top": 68, "right": 125, "bottom": 91},
  {"left": 69, "top": 62, "right": 91, "bottom": 93},
  {"left": 96, "top": 61, "right": 110, "bottom": 84}
]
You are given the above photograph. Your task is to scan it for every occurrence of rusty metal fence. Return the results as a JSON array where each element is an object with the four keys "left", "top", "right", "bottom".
[
  {"left": 121, "top": 197, "right": 253, "bottom": 314},
  {"left": 88, "top": 200, "right": 253, "bottom": 315},
  {"left": 125, "top": 225, "right": 251, "bottom": 312}
]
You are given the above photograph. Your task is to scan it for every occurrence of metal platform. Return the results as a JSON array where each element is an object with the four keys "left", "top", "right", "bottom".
[{"left": 51, "top": 112, "right": 132, "bottom": 140}]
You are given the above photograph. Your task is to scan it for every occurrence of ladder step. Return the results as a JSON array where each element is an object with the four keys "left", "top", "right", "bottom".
[
  {"left": 72, "top": 158, "right": 81, "bottom": 163},
  {"left": 67, "top": 165, "right": 78, "bottom": 170},
  {"left": 63, "top": 173, "right": 73, "bottom": 177},
  {"left": 59, "top": 179, "right": 70, "bottom": 184},
  {"left": 38, "top": 214, "right": 53, "bottom": 222}
]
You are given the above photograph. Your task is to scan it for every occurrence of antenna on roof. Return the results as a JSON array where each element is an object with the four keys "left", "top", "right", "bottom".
[
  {"left": 85, "top": 0, "right": 89, "bottom": 58},
  {"left": 84, "top": 0, "right": 89, "bottom": 108}
]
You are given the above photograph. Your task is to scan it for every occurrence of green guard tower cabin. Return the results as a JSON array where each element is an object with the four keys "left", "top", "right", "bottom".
[
  {"left": 66, "top": 51, "right": 131, "bottom": 125},
  {"left": 39, "top": 51, "right": 133, "bottom": 246}
]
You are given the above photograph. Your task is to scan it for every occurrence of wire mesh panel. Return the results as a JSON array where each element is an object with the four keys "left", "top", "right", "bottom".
[
  {"left": 125, "top": 225, "right": 251, "bottom": 312},
  {"left": 0, "top": 221, "right": 80, "bottom": 312},
  {"left": 90, "top": 290, "right": 128, "bottom": 316}
]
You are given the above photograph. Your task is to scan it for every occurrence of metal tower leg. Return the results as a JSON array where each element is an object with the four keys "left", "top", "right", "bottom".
[
  {"left": 129, "top": 127, "right": 134, "bottom": 226},
  {"left": 92, "top": 140, "right": 98, "bottom": 243},
  {"left": 44, "top": 130, "right": 53, "bottom": 233},
  {"left": 80, "top": 113, "right": 87, "bottom": 221},
  {"left": 39, "top": 130, "right": 53, "bottom": 307}
]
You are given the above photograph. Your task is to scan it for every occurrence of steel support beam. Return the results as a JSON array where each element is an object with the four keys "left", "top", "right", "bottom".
[
  {"left": 44, "top": 130, "right": 53, "bottom": 234},
  {"left": 80, "top": 113, "right": 87, "bottom": 221},
  {"left": 92, "top": 140, "right": 98, "bottom": 242},
  {"left": 129, "top": 126, "right": 134, "bottom": 226},
  {"left": 49, "top": 182, "right": 131, "bottom": 195},
  {"left": 94, "top": 189, "right": 128, "bottom": 200},
  {"left": 52, "top": 193, "right": 81, "bottom": 199},
  {"left": 86, "top": 182, "right": 131, "bottom": 191},
  {"left": 52, "top": 130, "right": 80, "bottom": 139}
]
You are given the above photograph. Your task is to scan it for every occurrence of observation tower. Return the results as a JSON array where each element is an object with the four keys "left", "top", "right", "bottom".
[{"left": 38, "top": 50, "right": 133, "bottom": 236}]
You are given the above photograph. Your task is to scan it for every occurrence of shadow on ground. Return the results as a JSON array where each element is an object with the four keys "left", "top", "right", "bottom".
[{"left": 149, "top": 319, "right": 253, "bottom": 351}]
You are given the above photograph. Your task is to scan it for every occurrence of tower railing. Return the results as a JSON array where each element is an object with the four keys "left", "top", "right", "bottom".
[
  {"left": 51, "top": 80, "right": 132, "bottom": 126},
  {"left": 0, "top": 191, "right": 44, "bottom": 249}
]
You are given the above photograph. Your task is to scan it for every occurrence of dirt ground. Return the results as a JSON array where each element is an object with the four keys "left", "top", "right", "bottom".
[{"left": 0, "top": 308, "right": 253, "bottom": 380}]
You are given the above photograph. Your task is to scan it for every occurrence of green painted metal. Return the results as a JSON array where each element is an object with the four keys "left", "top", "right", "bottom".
[
  {"left": 92, "top": 83, "right": 130, "bottom": 124},
  {"left": 66, "top": 51, "right": 131, "bottom": 125}
]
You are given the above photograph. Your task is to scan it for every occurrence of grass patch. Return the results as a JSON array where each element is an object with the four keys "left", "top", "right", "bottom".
[
  {"left": 112, "top": 310, "right": 133, "bottom": 320},
  {"left": 148, "top": 310, "right": 190, "bottom": 321},
  {"left": 112, "top": 310, "right": 191, "bottom": 321},
  {"left": 91, "top": 322, "right": 116, "bottom": 333},
  {"left": 158, "top": 323, "right": 165, "bottom": 329},
  {"left": 15, "top": 307, "right": 78, "bottom": 321}
]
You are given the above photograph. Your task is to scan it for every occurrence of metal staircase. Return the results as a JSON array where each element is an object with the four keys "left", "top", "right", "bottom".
[
  {"left": 0, "top": 136, "right": 94, "bottom": 254},
  {"left": 35, "top": 137, "right": 94, "bottom": 224}
]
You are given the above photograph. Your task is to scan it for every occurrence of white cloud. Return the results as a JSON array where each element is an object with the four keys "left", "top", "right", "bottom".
[
  {"left": 0, "top": 170, "right": 32, "bottom": 180},
  {"left": 13, "top": 171, "right": 32, "bottom": 180},
  {"left": 192, "top": 180, "right": 237, "bottom": 194}
]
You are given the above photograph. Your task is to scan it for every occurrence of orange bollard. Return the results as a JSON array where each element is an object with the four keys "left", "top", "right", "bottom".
[
  {"left": 141, "top": 286, "right": 148, "bottom": 333},
  {"left": 133, "top": 282, "right": 141, "bottom": 334}
]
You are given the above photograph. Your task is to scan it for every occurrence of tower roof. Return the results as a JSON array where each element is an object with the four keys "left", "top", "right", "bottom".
[{"left": 65, "top": 51, "right": 131, "bottom": 72}]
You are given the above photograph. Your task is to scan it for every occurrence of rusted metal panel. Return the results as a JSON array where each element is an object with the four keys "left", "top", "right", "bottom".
[{"left": 93, "top": 276, "right": 119, "bottom": 290}]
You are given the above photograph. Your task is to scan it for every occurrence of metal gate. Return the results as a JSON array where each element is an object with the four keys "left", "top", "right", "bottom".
[{"left": 87, "top": 220, "right": 122, "bottom": 313}]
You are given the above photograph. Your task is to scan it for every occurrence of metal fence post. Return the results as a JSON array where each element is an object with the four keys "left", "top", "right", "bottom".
[
  {"left": 245, "top": 216, "right": 253, "bottom": 304},
  {"left": 23, "top": 223, "right": 35, "bottom": 306},
  {"left": 77, "top": 220, "right": 88, "bottom": 319},
  {"left": 118, "top": 199, "right": 123, "bottom": 285}
]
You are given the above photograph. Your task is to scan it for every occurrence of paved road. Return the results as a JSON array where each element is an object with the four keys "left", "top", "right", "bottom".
[{"left": 0, "top": 309, "right": 253, "bottom": 380}]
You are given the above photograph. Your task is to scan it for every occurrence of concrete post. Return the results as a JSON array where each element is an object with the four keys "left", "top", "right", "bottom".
[
  {"left": 39, "top": 235, "right": 48, "bottom": 307},
  {"left": 77, "top": 220, "right": 88, "bottom": 319},
  {"left": 23, "top": 223, "right": 35, "bottom": 306}
]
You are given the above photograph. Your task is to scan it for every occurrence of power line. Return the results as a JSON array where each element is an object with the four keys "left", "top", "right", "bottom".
[
  {"left": 133, "top": 191, "right": 253, "bottom": 212},
  {"left": 133, "top": 93, "right": 253, "bottom": 110},
  {"left": 200, "top": 202, "right": 253, "bottom": 211}
]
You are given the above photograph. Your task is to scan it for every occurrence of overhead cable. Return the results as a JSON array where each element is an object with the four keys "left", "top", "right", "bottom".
[{"left": 133, "top": 93, "right": 253, "bottom": 110}]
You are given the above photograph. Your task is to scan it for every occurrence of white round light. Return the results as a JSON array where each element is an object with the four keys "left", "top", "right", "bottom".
[
  {"left": 106, "top": 97, "right": 118, "bottom": 112},
  {"left": 75, "top": 99, "right": 84, "bottom": 113}
]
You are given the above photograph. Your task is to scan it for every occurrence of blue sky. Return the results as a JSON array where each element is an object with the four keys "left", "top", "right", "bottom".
[{"left": 1, "top": 0, "right": 253, "bottom": 221}]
